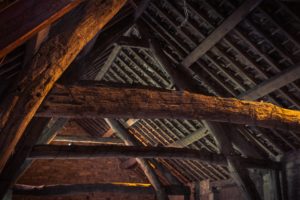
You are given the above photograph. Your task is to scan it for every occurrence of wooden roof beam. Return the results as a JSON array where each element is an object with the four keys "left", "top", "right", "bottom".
[
  {"left": 28, "top": 144, "right": 281, "bottom": 170},
  {"left": 136, "top": 19, "right": 264, "bottom": 200},
  {"left": 0, "top": 0, "right": 127, "bottom": 176},
  {"left": 105, "top": 119, "right": 169, "bottom": 200},
  {"left": 0, "top": 118, "right": 67, "bottom": 199},
  {"left": 120, "top": 128, "right": 209, "bottom": 169},
  {"left": 0, "top": 0, "right": 83, "bottom": 58},
  {"left": 13, "top": 183, "right": 190, "bottom": 197},
  {"left": 204, "top": 121, "right": 262, "bottom": 200},
  {"left": 53, "top": 135, "right": 124, "bottom": 145},
  {"left": 239, "top": 65, "right": 300, "bottom": 100},
  {"left": 181, "top": 0, "right": 263, "bottom": 68}
]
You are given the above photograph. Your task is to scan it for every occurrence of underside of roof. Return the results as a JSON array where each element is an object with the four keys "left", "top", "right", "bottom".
[{"left": 0, "top": 0, "right": 300, "bottom": 200}]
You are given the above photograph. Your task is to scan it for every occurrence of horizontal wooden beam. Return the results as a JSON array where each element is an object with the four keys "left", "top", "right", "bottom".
[
  {"left": 14, "top": 183, "right": 190, "bottom": 196},
  {"left": 239, "top": 65, "right": 300, "bottom": 100},
  {"left": 181, "top": 0, "right": 263, "bottom": 68},
  {"left": 53, "top": 135, "right": 124, "bottom": 145},
  {"left": 38, "top": 85, "right": 300, "bottom": 132},
  {"left": 122, "top": 127, "right": 208, "bottom": 169},
  {"left": 0, "top": 0, "right": 83, "bottom": 58},
  {"left": 28, "top": 145, "right": 281, "bottom": 169},
  {"left": 102, "top": 119, "right": 139, "bottom": 137}
]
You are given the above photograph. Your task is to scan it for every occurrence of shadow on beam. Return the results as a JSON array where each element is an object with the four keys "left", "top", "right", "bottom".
[{"left": 13, "top": 183, "right": 190, "bottom": 196}]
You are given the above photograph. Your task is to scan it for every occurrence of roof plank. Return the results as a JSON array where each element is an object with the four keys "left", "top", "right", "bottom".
[
  {"left": 0, "top": 0, "right": 83, "bottom": 58},
  {"left": 181, "top": 0, "right": 263, "bottom": 68},
  {"left": 239, "top": 65, "right": 300, "bottom": 100}
]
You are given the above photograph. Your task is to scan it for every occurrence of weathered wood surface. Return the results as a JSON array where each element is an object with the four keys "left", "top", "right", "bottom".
[
  {"left": 28, "top": 145, "right": 281, "bottom": 169},
  {"left": 39, "top": 85, "right": 300, "bottom": 132},
  {"left": 0, "top": 0, "right": 83, "bottom": 58},
  {"left": 14, "top": 183, "right": 190, "bottom": 196},
  {"left": 181, "top": 0, "right": 263, "bottom": 68},
  {"left": 53, "top": 135, "right": 124, "bottom": 145},
  {"left": 105, "top": 119, "right": 169, "bottom": 200},
  {"left": 140, "top": 18, "right": 264, "bottom": 199},
  {"left": 0, "top": 0, "right": 127, "bottom": 172},
  {"left": 0, "top": 118, "right": 67, "bottom": 200}
]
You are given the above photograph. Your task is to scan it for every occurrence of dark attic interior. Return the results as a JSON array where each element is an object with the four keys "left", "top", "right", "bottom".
[{"left": 1, "top": 0, "right": 300, "bottom": 200}]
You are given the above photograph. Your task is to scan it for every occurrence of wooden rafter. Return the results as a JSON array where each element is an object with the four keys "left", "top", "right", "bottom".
[
  {"left": 28, "top": 144, "right": 281, "bottom": 169},
  {"left": 181, "top": 0, "right": 263, "bottom": 68},
  {"left": 122, "top": 127, "right": 209, "bottom": 169},
  {"left": 136, "top": 20, "right": 264, "bottom": 200},
  {"left": 14, "top": 183, "right": 190, "bottom": 196},
  {"left": 0, "top": 0, "right": 83, "bottom": 58},
  {"left": 0, "top": 0, "right": 127, "bottom": 174},
  {"left": 39, "top": 84, "right": 300, "bottom": 132},
  {"left": 204, "top": 122, "right": 262, "bottom": 200}
]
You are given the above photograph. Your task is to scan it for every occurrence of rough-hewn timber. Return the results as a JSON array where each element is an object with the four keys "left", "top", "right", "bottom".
[
  {"left": 13, "top": 183, "right": 190, "bottom": 196},
  {"left": 39, "top": 85, "right": 300, "bottom": 132},
  {"left": 0, "top": 0, "right": 83, "bottom": 58},
  {"left": 53, "top": 135, "right": 124, "bottom": 145},
  {"left": 0, "top": 0, "right": 127, "bottom": 172},
  {"left": 28, "top": 145, "right": 281, "bottom": 169}
]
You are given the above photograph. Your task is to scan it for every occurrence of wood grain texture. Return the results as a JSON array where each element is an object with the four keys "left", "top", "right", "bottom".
[
  {"left": 39, "top": 85, "right": 300, "bottom": 132},
  {"left": 13, "top": 183, "right": 190, "bottom": 196},
  {"left": 0, "top": 0, "right": 127, "bottom": 172},
  {"left": 28, "top": 144, "right": 281, "bottom": 169},
  {"left": 0, "top": 0, "right": 83, "bottom": 58}
]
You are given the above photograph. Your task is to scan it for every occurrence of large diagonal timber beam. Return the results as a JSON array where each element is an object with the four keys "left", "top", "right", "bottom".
[
  {"left": 13, "top": 183, "right": 190, "bottom": 196},
  {"left": 0, "top": 0, "right": 83, "bottom": 58},
  {"left": 0, "top": 0, "right": 127, "bottom": 174},
  {"left": 136, "top": 19, "right": 263, "bottom": 157},
  {"left": 0, "top": 9, "right": 107, "bottom": 198},
  {"left": 27, "top": 145, "right": 281, "bottom": 169},
  {"left": 39, "top": 84, "right": 300, "bottom": 132},
  {"left": 53, "top": 135, "right": 124, "bottom": 145},
  {"left": 181, "top": 0, "right": 263, "bottom": 68},
  {"left": 105, "top": 119, "right": 169, "bottom": 200}
]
